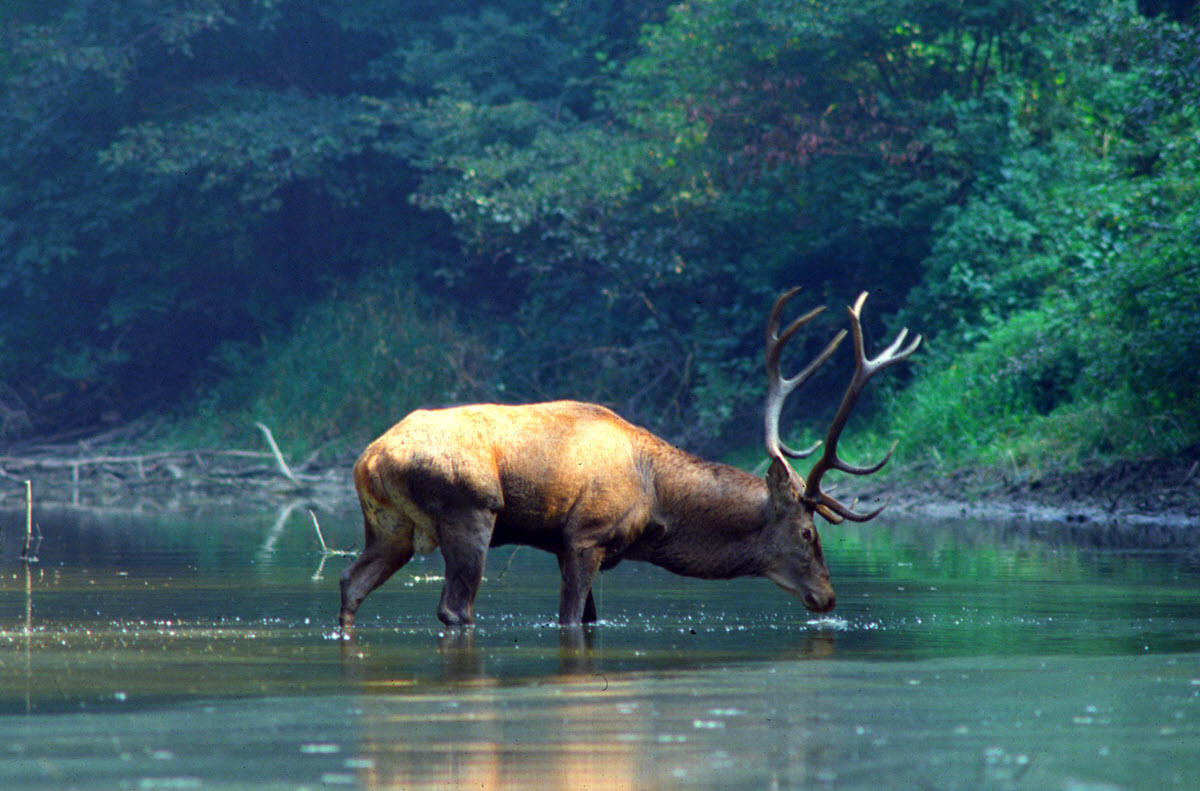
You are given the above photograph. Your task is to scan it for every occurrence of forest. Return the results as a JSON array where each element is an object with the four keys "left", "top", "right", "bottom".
[{"left": 1, "top": 0, "right": 1198, "bottom": 480}]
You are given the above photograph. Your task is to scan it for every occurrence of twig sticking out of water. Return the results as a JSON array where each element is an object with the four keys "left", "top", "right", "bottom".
[
  {"left": 494, "top": 547, "right": 522, "bottom": 582},
  {"left": 20, "top": 480, "right": 38, "bottom": 562},
  {"left": 309, "top": 510, "right": 356, "bottom": 582},
  {"left": 310, "top": 510, "right": 356, "bottom": 557}
]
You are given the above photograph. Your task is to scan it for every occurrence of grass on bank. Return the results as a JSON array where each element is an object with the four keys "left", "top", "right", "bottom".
[
  {"left": 167, "top": 267, "right": 1197, "bottom": 483},
  {"left": 169, "top": 268, "right": 482, "bottom": 460},
  {"left": 878, "top": 311, "right": 1198, "bottom": 486}
]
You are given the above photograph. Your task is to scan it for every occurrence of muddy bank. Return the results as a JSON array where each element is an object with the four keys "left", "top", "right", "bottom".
[
  {"left": 3, "top": 435, "right": 1197, "bottom": 536},
  {"left": 885, "top": 453, "right": 1200, "bottom": 531}
]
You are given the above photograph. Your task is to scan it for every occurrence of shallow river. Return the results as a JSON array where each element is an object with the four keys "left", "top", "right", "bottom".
[{"left": 2, "top": 503, "right": 1198, "bottom": 790}]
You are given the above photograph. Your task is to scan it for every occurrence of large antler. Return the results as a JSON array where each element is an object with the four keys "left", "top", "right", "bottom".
[
  {"left": 764, "top": 287, "right": 847, "bottom": 463},
  {"left": 804, "top": 292, "right": 922, "bottom": 523}
]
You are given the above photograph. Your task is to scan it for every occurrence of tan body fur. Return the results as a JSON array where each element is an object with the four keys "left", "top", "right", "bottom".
[{"left": 339, "top": 400, "right": 834, "bottom": 628}]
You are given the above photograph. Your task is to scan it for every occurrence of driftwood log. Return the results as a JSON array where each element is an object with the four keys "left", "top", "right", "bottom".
[{"left": 0, "top": 424, "right": 347, "bottom": 509}]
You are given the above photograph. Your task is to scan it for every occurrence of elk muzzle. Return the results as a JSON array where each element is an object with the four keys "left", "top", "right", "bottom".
[{"left": 802, "top": 584, "right": 836, "bottom": 614}]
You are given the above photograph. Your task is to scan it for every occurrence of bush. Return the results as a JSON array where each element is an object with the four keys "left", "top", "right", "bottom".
[
  {"left": 891, "top": 297, "right": 1198, "bottom": 475},
  {"left": 181, "top": 269, "right": 486, "bottom": 457}
]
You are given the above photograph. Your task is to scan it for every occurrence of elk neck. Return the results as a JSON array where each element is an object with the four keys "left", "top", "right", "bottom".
[{"left": 632, "top": 434, "right": 775, "bottom": 579}]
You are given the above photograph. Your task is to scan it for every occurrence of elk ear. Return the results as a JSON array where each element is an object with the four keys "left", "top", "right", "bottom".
[{"left": 766, "top": 457, "right": 803, "bottom": 514}]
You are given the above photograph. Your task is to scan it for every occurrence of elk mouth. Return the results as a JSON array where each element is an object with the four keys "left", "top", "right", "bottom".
[
  {"left": 802, "top": 590, "right": 836, "bottom": 613},
  {"left": 765, "top": 569, "right": 836, "bottom": 613}
]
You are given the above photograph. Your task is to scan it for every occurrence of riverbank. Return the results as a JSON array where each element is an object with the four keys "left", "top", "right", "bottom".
[
  {"left": 885, "top": 453, "right": 1200, "bottom": 531},
  {"left": 0, "top": 428, "right": 357, "bottom": 513},
  {"left": 2, "top": 432, "right": 1197, "bottom": 532}
]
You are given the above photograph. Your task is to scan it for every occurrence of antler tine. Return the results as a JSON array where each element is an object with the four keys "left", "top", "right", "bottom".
[
  {"left": 764, "top": 288, "right": 847, "bottom": 462},
  {"left": 847, "top": 292, "right": 923, "bottom": 377},
  {"left": 803, "top": 291, "right": 921, "bottom": 522},
  {"left": 816, "top": 493, "right": 890, "bottom": 523}
]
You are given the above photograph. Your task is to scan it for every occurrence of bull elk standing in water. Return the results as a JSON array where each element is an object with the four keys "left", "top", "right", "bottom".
[{"left": 339, "top": 290, "right": 919, "bottom": 630}]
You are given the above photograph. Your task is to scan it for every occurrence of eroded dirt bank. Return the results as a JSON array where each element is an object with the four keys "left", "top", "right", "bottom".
[
  {"left": 3, "top": 436, "right": 1198, "bottom": 539},
  {"left": 886, "top": 453, "right": 1200, "bottom": 533}
]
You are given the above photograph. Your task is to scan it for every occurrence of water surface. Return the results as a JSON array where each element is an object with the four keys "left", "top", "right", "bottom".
[{"left": 2, "top": 505, "right": 1198, "bottom": 789}]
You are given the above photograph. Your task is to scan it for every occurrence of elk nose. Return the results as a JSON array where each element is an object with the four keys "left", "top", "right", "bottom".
[{"left": 804, "top": 591, "right": 836, "bottom": 613}]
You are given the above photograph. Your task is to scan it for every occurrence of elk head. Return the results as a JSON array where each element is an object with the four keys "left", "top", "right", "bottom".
[{"left": 760, "top": 288, "right": 921, "bottom": 612}]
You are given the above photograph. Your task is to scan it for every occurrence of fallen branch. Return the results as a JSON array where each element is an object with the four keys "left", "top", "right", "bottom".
[
  {"left": 254, "top": 422, "right": 302, "bottom": 487},
  {"left": 0, "top": 429, "right": 349, "bottom": 509},
  {"left": 0, "top": 449, "right": 273, "bottom": 474}
]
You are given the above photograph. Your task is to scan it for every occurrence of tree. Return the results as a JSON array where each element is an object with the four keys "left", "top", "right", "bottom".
[
  {"left": 0, "top": 0, "right": 663, "bottom": 437},
  {"left": 407, "top": 0, "right": 1075, "bottom": 446},
  {"left": 4, "top": 0, "right": 1196, "bottom": 468},
  {"left": 893, "top": 3, "right": 1200, "bottom": 467}
]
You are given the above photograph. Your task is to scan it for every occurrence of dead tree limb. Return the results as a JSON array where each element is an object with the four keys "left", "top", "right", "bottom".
[{"left": 253, "top": 422, "right": 302, "bottom": 487}]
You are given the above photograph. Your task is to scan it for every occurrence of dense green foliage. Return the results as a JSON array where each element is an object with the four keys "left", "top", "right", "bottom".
[{"left": 1, "top": 0, "right": 1198, "bottom": 470}]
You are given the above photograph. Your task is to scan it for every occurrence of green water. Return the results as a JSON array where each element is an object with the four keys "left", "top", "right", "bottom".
[{"left": 1, "top": 505, "right": 1198, "bottom": 790}]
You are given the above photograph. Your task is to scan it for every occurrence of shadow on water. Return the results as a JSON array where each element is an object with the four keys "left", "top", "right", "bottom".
[{"left": 1, "top": 503, "right": 1199, "bottom": 789}]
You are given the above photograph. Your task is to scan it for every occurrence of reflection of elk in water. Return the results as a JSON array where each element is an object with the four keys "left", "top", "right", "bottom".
[
  {"left": 347, "top": 630, "right": 841, "bottom": 789},
  {"left": 348, "top": 631, "right": 841, "bottom": 790},
  {"left": 339, "top": 290, "right": 919, "bottom": 629}
]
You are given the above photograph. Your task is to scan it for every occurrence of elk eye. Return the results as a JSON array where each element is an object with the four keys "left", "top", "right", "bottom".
[{"left": 800, "top": 527, "right": 814, "bottom": 543}]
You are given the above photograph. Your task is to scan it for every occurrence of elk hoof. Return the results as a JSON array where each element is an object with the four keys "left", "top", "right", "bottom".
[{"left": 437, "top": 606, "right": 474, "bottom": 626}]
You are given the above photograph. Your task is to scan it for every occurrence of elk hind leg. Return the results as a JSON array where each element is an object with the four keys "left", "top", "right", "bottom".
[
  {"left": 339, "top": 538, "right": 413, "bottom": 631},
  {"left": 435, "top": 510, "right": 496, "bottom": 626}
]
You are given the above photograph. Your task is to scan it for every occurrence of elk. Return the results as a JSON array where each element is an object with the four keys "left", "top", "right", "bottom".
[{"left": 339, "top": 290, "right": 919, "bottom": 630}]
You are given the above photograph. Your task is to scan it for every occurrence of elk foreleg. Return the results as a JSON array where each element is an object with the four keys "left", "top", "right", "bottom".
[
  {"left": 558, "top": 547, "right": 603, "bottom": 626},
  {"left": 557, "top": 553, "right": 598, "bottom": 624},
  {"left": 435, "top": 509, "right": 496, "bottom": 626},
  {"left": 340, "top": 539, "right": 412, "bottom": 632}
]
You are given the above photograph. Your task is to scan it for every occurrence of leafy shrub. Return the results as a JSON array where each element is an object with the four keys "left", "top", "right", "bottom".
[
  {"left": 892, "top": 301, "right": 1125, "bottom": 469},
  {"left": 893, "top": 295, "right": 1198, "bottom": 473},
  {"left": 184, "top": 268, "right": 486, "bottom": 457}
]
